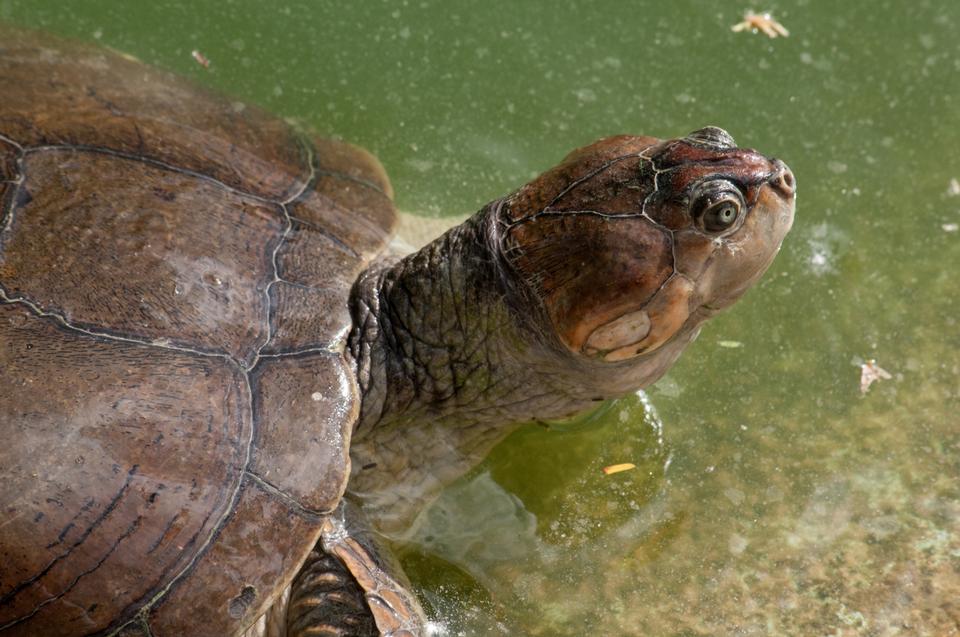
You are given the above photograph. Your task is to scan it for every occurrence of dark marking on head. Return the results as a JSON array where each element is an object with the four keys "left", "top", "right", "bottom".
[
  {"left": 227, "top": 585, "right": 257, "bottom": 619},
  {"left": 683, "top": 126, "right": 737, "bottom": 151}
]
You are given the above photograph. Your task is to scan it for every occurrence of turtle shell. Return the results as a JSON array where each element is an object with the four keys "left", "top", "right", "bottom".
[{"left": 0, "top": 27, "right": 395, "bottom": 636}]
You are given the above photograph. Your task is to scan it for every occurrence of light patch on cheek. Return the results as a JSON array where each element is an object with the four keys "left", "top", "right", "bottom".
[
  {"left": 717, "top": 236, "right": 740, "bottom": 255},
  {"left": 584, "top": 309, "right": 651, "bottom": 353},
  {"left": 584, "top": 276, "right": 694, "bottom": 362}
]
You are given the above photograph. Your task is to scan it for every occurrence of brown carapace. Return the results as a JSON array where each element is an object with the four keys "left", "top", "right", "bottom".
[
  {"left": 0, "top": 25, "right": 393, "bottom": 637},
  {"left": 0, "top": 25, "right": 794, "bottom": 637}
]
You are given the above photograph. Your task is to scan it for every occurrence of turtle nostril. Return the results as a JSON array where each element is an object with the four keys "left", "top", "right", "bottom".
[{"left": 771, "top": 160, "right": 796, "bottom": 197}]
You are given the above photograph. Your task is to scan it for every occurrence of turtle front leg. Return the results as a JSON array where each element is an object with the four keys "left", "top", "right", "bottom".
[
  {"left": 286, "top": 504, "right": 427, "bottom": 637},
  {"left": 285, "top": 547, "right": 378, "bottom": 636}
]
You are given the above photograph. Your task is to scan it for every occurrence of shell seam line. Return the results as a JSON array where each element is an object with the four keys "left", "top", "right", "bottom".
[
  {"left": 313, "top": 167, "right": 388, "bottom": 198},
  {"left": 18, "top": 140, "right": 375, "bottom": 208},
  {"left": 0, "top": 466, "right": 140, "bottom": 618},
  {"left": 137, "top": 613, "right": 155, "bottom": 637},
  {"left": 0, "top": 132, "right": 24, "bottom": 150},
  {"left": 0, "top": 145, "right": 25, "bottom": 245},
  {"left": 507, "top": 148, "right": 676, "bottom": 236},
  {"left": 1, "top": 516, "right": 144, "bottom": 631},
  {"left": 286, "top": 213, "right": 360, "bottom": 258},
  {"left": 22, "top": 144, "right": 281, "bottom": 206},
  {"left": 250, "top": 139, "right": 317, "bottom": 369},
  {"left": 258, "top": 345, "right": 342, "bottom": 360},
  {"left": 244, "top": 472, "right": 331, "bottom": 521},
  {"left": 87, "top": 499, "right": 221, "bottom": 637},
  {"left": 519, "top": 209, "right": 646, "bottom": 223},
  {"left": 0, "top": 286, "right": 239, "bottom": 365},
  {"left": 281, "top": 128, "right": 390, "bottom": 197},
  {"left": 637, "top": 149, "right": 680, "bottom": 306},
  {"left": 280, "top": 137, "right": 318, "bottom": 207},
  {"left": 105, "top": 372, "right": 257, "bottom": 637},
  {"left": 539, "top": 153, "right": 639, "bottom": 214}
]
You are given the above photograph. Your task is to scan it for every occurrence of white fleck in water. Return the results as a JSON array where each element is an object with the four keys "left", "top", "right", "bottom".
[
  {"left": 311, "top": 392, "right": 323, "bottom": 402},
  {"left": 425, "top": 621, "right": 449, "bottom": 636},
  {"left": 718, "top": 340, "right": 744, "bottom": 348},
  {"left": 652, "top": 375, "right": 682, "bottom": 397},
  {"left": 803, "top": 221, "right": 848, "bottom": 276},
  {"left": 574, "top": 88, "right": 597, "bottom": 103},
  {"left": 406, "top": 158, "right": 435, "bottom": 173},
  {"left": 946, "top": 178, "right": 960, "bottom": 196},
  {"left": 827, "top": 160, "right": 848, "bottom": 174},
  {"left": 724, "top": 488, "right": 746, "bottom": 506},
  {"left": 837, "top": 604, "right": 868, "bottom": 628},
  {"left": 728, "top": 533, "right": 749, "bottom": 555},
  {"left": 943, "top": 223, "right": 959, "bottom": 232}
]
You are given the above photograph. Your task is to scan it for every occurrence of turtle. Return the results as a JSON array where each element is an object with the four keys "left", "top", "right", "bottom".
[{"left": 0, "top": 26, "right": 796, "bottom": 637}]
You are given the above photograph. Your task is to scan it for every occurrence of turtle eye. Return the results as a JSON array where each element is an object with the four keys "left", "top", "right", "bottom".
[{"left": 691, "top": 180, "right": 745, "bottom": 234}]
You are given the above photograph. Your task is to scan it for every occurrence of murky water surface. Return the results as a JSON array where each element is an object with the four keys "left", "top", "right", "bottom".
[{"left": 5, "top": 1, "right": 959, "bottom": 634}]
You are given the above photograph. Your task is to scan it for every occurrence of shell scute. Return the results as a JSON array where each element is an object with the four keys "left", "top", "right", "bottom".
[{"left": 0, "top": 26, "right": 398, "bottom": 636}]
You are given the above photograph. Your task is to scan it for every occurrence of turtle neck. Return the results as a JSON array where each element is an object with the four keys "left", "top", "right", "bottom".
[
  {"left": 348, "top": 200, "right": 612, "bottom": 434},
  {"left": 344, "top": 201, "right": 697, "bottom": 534}
]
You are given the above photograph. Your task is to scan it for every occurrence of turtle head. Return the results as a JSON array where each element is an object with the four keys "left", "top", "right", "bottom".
[{"left": 499, "top": 126, "right": 795, "bottom": 366}]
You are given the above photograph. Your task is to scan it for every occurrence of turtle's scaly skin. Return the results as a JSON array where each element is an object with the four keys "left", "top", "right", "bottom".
[{"left": 0, "top": 27, "right": 395, "bottom": 636}]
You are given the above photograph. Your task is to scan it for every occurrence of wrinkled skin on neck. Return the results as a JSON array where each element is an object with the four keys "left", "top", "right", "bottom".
[
  {"left": 347, "top": 208, "right": 699, "bottom": 534},
  {"left": 346, "top": 128, "right": 795, "bottom": 534}
]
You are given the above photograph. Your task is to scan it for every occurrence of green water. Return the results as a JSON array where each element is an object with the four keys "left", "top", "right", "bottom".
[{"left": 4, "top": 1, "right": 959, "bottom": 634}]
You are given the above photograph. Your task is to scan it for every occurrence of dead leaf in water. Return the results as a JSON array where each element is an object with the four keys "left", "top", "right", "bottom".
[
  {"left": 191, "top": 50, "right": 211, "bottom": 68},
  {"left": 602, "top": 463, "right": 637, "bottom": 475},
  {"left": 731, "top": 12, "right": 790, "bottom": 38},
  {"left": 859, "top": 359, "right": 892, "bottom": 395}
]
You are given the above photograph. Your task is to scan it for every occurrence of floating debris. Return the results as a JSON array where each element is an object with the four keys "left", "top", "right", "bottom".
[
  {"left": 731, "top": 12, "right": 790, "bottom": 38},
  {"left": 602, "top": 463, "right": 637, "bottom": 475},
  {"left": 942, "top": 223, "right": 958, "bottom": 233},
  {"left": 718, "top": 340, "right": 744, "bottom": 348},
  {"left": 859, "top": 359, "right": 892, "bottom": 395},
  {"left": 947, "top": 178, "right": 960, "bottom": 197},
  {"left": 191, "top": 50, "right": 211, "bottom": 68}
]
